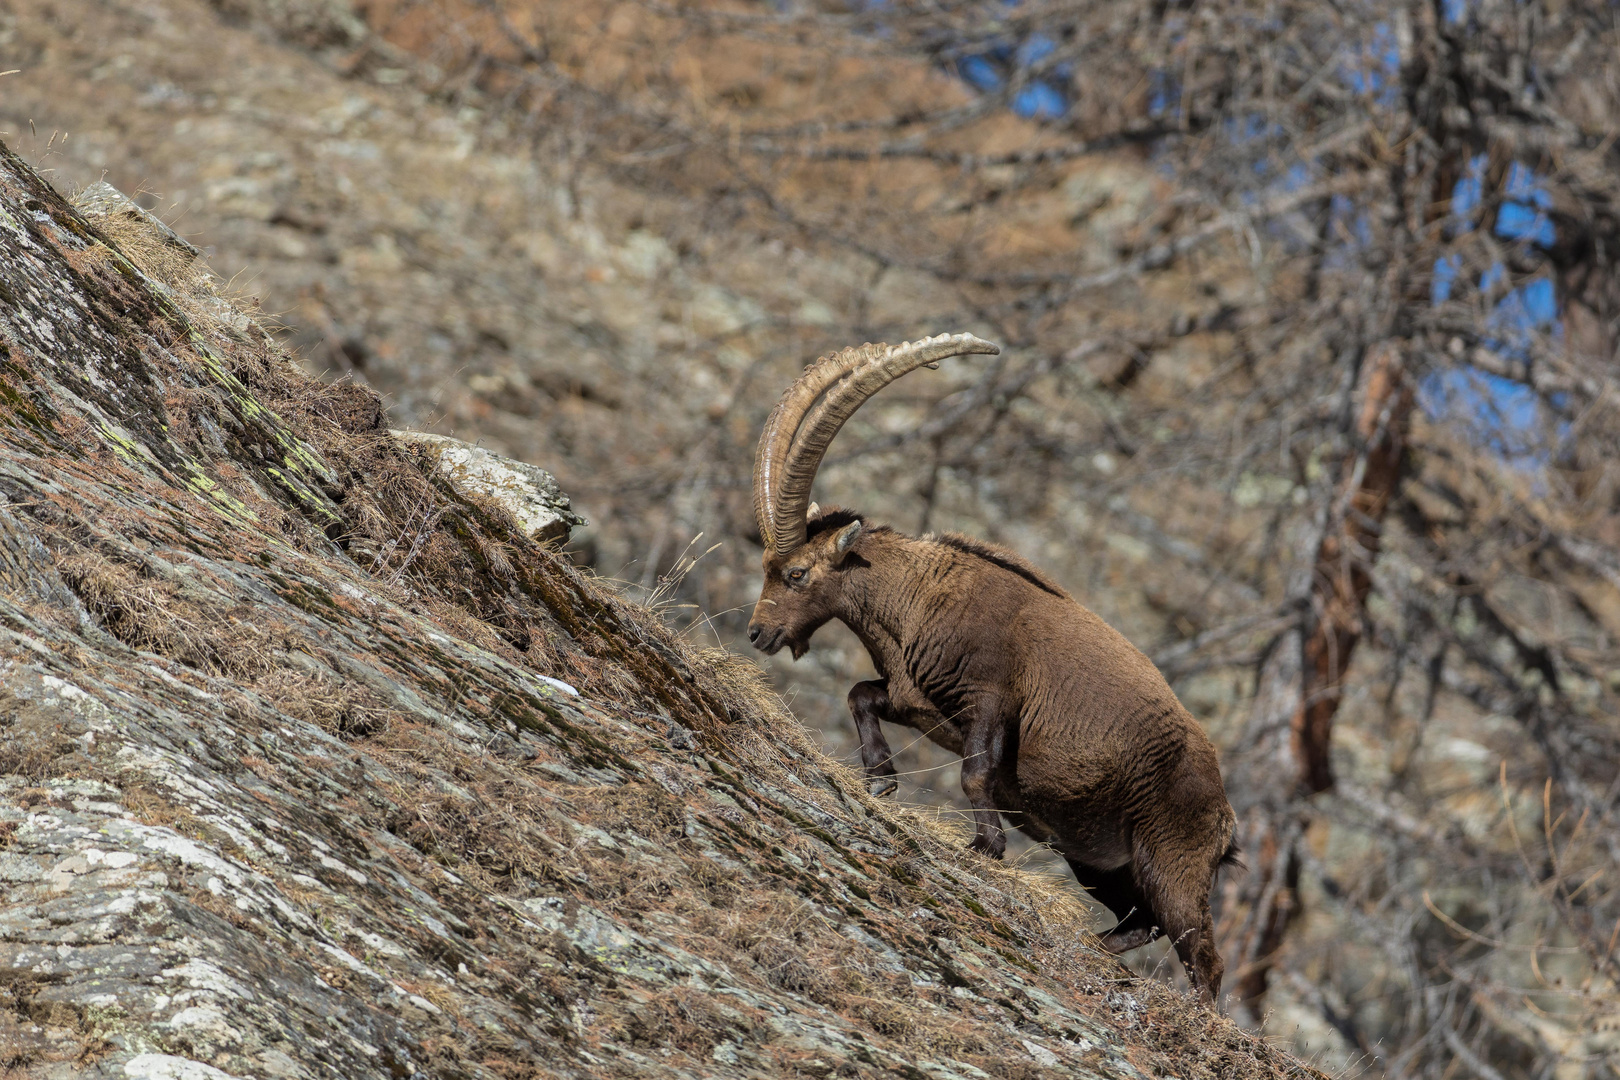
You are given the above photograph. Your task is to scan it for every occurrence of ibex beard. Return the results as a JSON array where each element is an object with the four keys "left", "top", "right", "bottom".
[{"left": 747, "top": 333, "right": 1240, "bottom": 1007}]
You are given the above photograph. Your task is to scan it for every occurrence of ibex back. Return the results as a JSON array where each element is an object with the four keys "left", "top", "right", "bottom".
[{"left": 746, "top": 333, "right": 1238, "bottom": 1005}]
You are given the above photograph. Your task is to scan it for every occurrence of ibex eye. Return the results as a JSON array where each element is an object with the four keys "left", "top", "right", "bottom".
[{"left": 788, "top": 568, "right": 806, "bottom": 582}]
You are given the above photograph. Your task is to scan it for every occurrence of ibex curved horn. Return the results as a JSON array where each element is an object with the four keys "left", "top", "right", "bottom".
[
  {"left": 754, "top": 332, "right": 1000, "bottom": 556},
  {"left": 753, "top": 342, "right": 890, "bottom": 552}
]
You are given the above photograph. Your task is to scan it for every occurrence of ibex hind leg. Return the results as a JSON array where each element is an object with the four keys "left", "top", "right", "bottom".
[
  {"left": 1133, "top": 843, "right": 1224, "bottom": 1007},
  {"left": 1067, "top": 861, "right": 1159, "bottom": 955}
]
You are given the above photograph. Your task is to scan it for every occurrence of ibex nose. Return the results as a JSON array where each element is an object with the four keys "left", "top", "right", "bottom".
[{"left": 747, "top": 625, "right": 762, "bottom": 643}]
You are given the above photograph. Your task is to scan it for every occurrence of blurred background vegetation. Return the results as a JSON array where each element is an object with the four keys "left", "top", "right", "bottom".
[{"left": 3, "top": 0, "right": 1617, "bottom": 1074}]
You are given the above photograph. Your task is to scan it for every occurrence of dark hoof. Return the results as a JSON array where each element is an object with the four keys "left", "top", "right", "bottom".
[
  {"left": 868, "top": 777, "right": 898, "bottom": 798},
  {"left": 967, "top": 833, "right": 1006, "bottom": 860},
  {"left": 1099, "top": 926, "right": 1159, "bottom": 954}
]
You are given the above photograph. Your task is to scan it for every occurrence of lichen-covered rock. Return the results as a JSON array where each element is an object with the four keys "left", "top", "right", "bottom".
[
  {"left": 0, "top": 146, "right": 1320, "bottom": 1079},
  {"left": 390, "top": 430, "right": 584, "bottom": 546}
]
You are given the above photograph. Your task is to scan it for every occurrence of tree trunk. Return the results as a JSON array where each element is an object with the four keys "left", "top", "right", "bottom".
[{"left": 1222, "top": 343, "right": 1413, "bottom": 1017}]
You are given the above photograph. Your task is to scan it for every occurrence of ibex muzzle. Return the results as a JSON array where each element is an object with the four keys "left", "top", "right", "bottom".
[{"left": 746, "top": 333, "right": 1239, "bottom": 1007}]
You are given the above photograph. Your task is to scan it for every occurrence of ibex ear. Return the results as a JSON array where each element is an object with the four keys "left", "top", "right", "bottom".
[
  {"left": 833, "top": 520, "right": 863, "bottom": 559},
  {"left": 808, "top": 502, "right": 821, "bottom": 520}
]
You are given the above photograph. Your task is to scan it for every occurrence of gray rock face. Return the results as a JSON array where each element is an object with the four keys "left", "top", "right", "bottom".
[
  {"left": 0, "top": 150, "right": 1320, "bottom": 1079},
  {"left": 390, "top": 430, "right": 584, "bottom": 546}
]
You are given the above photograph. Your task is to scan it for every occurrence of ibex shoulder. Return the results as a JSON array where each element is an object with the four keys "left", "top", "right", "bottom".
[{"left": 923, "top": 532, "right": 1072, "bottom": 601}]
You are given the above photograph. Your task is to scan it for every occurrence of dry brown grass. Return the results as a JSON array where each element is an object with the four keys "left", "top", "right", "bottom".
[
  {"left": 364, "top": 719, "right": 574, "bottom": 893},
  {"left": 613, "top": 987, "right": 731, "bottom": 1057},
  {"left": 0, "top": 974, "right": 115, "bottom": 1075},
  {"left": 395, "top": 977, "right": 464, "bottom": 1021},
  {"left": 119, "top": 779, "right": 208, "bottom": 837},
  {"left": 0, "top": 688, "right": 80, "bottom": 783},
  {"left": 55, "top": 551, "right": 274, "bottom": 679},
  {"left": 78, "top": 202, "right": 207, "bottom": 291},
  {"left": 254, "top": 669, "right": 394, "bottom": 738},
  {"left": 73, "top": 190, "right": 263, "bottom": 342}
]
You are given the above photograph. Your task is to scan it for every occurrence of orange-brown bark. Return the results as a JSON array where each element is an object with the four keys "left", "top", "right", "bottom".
[
  {"left": 1226, "top": 343, "right": 1412, "bottom": 1013},
  {"left": 1295, "top": 344, "right": 1414, "bottom": 794}
]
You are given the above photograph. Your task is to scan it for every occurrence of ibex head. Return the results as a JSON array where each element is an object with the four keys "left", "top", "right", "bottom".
[
  {"left": 746, "top": 332, "right": 1000, "bottom": 658},
  {"left": 747, "top": 506, "right": 865, "bottom": 658}
]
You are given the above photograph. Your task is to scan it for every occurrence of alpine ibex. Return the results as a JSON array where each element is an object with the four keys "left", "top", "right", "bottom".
[{"left": 747, "top": 332, "right": 1238, "bottom": 1003}]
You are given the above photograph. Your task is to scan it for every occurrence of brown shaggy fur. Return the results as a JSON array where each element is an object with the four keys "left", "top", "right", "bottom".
[{"left": 751, "top": 506, "right": 1238, "bottom": 1004}]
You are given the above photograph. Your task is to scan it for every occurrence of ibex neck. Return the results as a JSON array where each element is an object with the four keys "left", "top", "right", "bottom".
[{"left": 835, "top": 530, "right": 941, "bottom": 662}]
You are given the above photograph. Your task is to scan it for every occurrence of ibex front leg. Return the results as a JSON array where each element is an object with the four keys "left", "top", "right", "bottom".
[
  {"left": 848, "top": 680, "right": 900, "bottom": 798},
  {"left": 961, "top": 696, "right": 1011, "bottom": 859}
]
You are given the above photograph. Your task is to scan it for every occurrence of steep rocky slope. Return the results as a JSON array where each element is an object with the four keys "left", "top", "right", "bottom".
[
  {"left": 0, "top": 0, "right": 1260, "bottom": 903},
  {"left": 0, "top": 147, "right": 1316, "bottom": 1078}
]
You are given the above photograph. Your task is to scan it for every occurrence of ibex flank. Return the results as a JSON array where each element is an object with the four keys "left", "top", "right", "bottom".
[{"left": 746, "top": 333, "right": 1239, "bottom": 1005}]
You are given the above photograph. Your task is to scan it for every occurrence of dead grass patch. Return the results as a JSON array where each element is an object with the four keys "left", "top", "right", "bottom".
[
  {"left": 185, "top": 884, "right": 261, "bottom": 933},
  {"left": 686, "top": 646, "right": 795, "bottom": 726},
  {"left": 419, "top": 598, "right": 516, "bottom": 657},
  {"left": 395, "top": 977, "right": 464, "bottom": 1021},
  {"left": 680, "top": 894, "right": 892, "bottom": 1013},
  {"left": 77, "top": 209, "right": 208, "bottom": 298},
  {"left": 254, "top": 669, "right": 393, "bottom": 739},
  {"left": 967, "top": 1057, "right": 1057, "bottom": 1080},
  {"left": 567, "top": 785, "right": 687, "bottom": 840},
  {"left": 367, "top": 720, "right": 570, "bottom": 893},
  {"left": 672, "top": 852, "right": 742, "bottom": 910},
  {"left": 73, "top": 187, "right": 263, "bottom": 348},
  {"left": 119, "top": 779, "right": 207, "bottom": 837},
  {"left": 0, "top": 689, "right": 80, "bottom": 782},
  {"left": 684, "top": 645, "right": 876, "bottom": 796},
  {"left": 56, "top": 550, "right": 273, "bottom": 678},
  {"left": 477, "top": 1054, "right": 545, "bottom": 1080},
  {"left": 615, "top": 987, "right": 732, "bottom": 1056},
  {"left": 0, "top": 974, "right": 115, "bottom": 1073}
]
